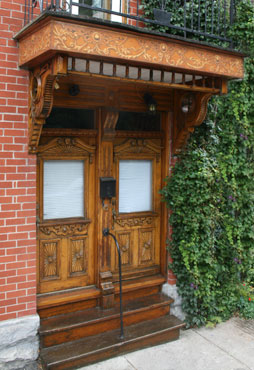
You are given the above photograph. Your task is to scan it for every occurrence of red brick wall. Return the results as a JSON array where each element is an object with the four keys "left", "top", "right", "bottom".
[{"left": 0, "top": 0, "right": 37, "bottom": 321}]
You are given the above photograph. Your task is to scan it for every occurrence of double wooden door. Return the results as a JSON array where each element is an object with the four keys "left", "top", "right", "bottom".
[{"left": 37, "top": 134, "right": 163, "bottom": 295}]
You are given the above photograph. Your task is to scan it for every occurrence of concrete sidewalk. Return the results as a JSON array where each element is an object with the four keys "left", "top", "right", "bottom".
[{"left": 81, "top": 318, "right": 254, "bottom": 370}]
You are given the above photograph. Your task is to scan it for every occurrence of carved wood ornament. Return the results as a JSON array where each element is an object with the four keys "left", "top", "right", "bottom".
[
  {"left": 29, "top": 55, "right": 68, "bottom": 154},
  {"left": 173, "top": 91, "right": 212, "bottom": 154},
  {"left": 114, "top": 139, "right": 162, "bottom": 162},
  {"left": 37, "top": 137, "right": 96, "bottom": 161}
]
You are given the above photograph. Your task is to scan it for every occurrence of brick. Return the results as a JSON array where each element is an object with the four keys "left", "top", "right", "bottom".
[
  {"left": 0, "top": 255, "right": 16, "bottom": 263},
  {"left": 0, "top": 227, "right": 16, "bottom": 236},
  {"left": 14, "top": 137, "right": 28, "bottom": 144},
  {"left": 17, "top": 267, "right": 36, "bottom": 276},
  {"left": 6, "top": 247, "right": 27, "bottom": 255},
  {"left": 17, "top": 253, "right": 36, "bottom": 261},
  {"left": 0, "top": 270, "right": 16, "bottom": 278},
  {"left": 0, "top": 181, "right": 12, "bottom": 188},
  {"left": 7, "top": 188, "right": 26, "bottom": 195},
  {"left": 4, "top": 144, "right": 23, "bottom": 151},
  {"left": 0, "top": 136, "right": 14, "bottom": 144},
  {"left": 17, "top": 195, "right": 36, "bottom": 203},
  {"left": 1, "top": 2, "right": 21, "bottom": 10},
  {"left": 5, "top": 130, "right": 25, "bottom": 137},
  {"left": 0, "top": 196, "right": 12, "bottom": 203},
  {"left": 0, "top": 284, "right": 16, "bottom": 293},
  {"left": 7, "top": 289, "right": 26, "bottom": 299},
  {"left": 17, "top": 309, "right": 36, "bottom": 317},
  {"left": 18, "top": 295, "right": 36, "bottom": 304},
  {"left": 7, "top": 174, "right": 26, "bottom": 181},
  {"left": 6, "top": 218, "right": 26, "bottom": 226},
  {"left": 8, "top": 232, "right": 28, "bottom": 241},
  {"left": 6, "top": 263, "right": 26, "bottom": 273},
  {"left": 7, "top": 304, "right": 26, "bottom": 313},
  {"left": 0, "top": 313, "right": 16, "bottom": 320},
  {"left": 0, "top": 211, "right": 16, "bottom": 219},
  {"left": 8, "top": 98, "right": 27, "bottom": 106},
  {"left": 7, "top": 275, "right": 26, "bottom": 284}
]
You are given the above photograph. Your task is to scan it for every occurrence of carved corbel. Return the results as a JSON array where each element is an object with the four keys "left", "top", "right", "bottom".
[
  {"left": 28, "top": 55, "right": 68, "bottom": 154},
  {"left": 173, "top": 91, "right": 212, "bottom": 154},
  {"left": 102, "top": 109, "right": 119, "bottom": 141}
]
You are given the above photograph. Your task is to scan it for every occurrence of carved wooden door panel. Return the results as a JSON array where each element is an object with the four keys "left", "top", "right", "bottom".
[
  {"left": 37, "top": 138, "right": 96, "bottom": 294},
  {"left": 112, "top": 138, "right": 162, "bottom": 281}
]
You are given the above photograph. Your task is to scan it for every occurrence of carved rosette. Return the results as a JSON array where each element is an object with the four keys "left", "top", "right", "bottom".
[
  {"left": 139, "top": 229, "right": 154, "bottom": 264},
  {"left": 39, "top": 223, "right": 89, "bottom": 237}
]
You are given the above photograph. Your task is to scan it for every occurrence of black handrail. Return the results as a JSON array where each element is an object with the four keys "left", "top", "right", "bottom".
[{"left": 103, "top": 228, "right": 124, "bottom": 339}]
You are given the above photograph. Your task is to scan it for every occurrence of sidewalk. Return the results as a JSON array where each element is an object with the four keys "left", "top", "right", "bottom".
[{"left": 81, "top": 318, "right": 254, "bottom": 370}]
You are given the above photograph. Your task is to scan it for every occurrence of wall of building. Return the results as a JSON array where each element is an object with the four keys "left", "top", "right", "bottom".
[{"left": 0, "top": 0, "right": 37, "bottom": 322}]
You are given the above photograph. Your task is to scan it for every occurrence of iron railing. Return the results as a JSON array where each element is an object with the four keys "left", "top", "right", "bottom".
[{"left": 24, "top": 0, "right": 236, "bottom": 48}]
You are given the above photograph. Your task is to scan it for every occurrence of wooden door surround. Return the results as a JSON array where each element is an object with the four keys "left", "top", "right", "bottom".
[
  {"left": 37, "top": 111, "right": 169, "bottom": 315},
  {"left": 35, "top": 72, "right": 213, "bottom": 316}
]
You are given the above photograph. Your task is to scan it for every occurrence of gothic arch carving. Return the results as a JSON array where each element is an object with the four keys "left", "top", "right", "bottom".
[{"left": 114, "top": 138, "right": 162, "bottom": 162}]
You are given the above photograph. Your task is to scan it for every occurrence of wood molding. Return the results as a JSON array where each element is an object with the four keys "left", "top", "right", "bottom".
[
  {"left": 28, "top": 55, "right": 68, "bottom": 154},
  {"left": 39, "top": 222, "right": 90, "bottom": 237},
  {"left": 37, "top": 137, "right": 96, "bottom": 161},
  {"left": 114, "top": 139, "right": 162, "bottom": 162},
  {"left": 16, "top": 17, "right": 244, "bottom": 80},
  {"left": 173, "top": 91, "right": 212, "bottom": 154}
]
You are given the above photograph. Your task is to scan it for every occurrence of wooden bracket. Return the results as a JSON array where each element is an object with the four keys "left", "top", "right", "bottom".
[
  {"left": 173, "top": 91, "right": 212, "bottom": 154},
  {"left": 28, "top": 55, "right": 68, "bottom": 154},
  {"left": 102, "top": 109, "right": 119, "bottom": 141}
]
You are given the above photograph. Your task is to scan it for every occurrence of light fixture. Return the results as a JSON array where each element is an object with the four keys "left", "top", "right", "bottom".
[
  {"left": 69, "top": 84, "right": 80, "bottom": 96},
  {"left": 144, "top": 93, "right": 157, "bottom": 114},
  {"left": 181, "top": 93, "right": 195, "bottom": 114},
  {"left": 54, "top": 81, "right": 60, "bottom": 90}
]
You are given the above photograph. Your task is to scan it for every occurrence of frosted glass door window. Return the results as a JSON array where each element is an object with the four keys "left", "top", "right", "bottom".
[
  {"left": 119, "top": 160, "right": 152, "bottom": 213},
  {"left": 43, "top": 160, "right": 84, "bottom": 220}
]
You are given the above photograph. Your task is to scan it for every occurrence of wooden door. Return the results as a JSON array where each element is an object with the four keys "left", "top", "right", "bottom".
[
  {"left": 112, "top": 138, "right": 162, "bottom": 281},
  {"left": 37, "top": 137, "right": 96, "bottom": 294}
]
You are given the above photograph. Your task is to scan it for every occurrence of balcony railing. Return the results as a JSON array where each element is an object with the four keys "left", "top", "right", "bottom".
[{"left": 24, "top": 0, "right": 236, "bottom": 48}]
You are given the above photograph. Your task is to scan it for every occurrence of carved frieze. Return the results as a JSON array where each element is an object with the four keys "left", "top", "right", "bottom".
[
  {"left": 114, "top": 139, "right": 162, "bottom": 162},
  {"left": 37, "top": 137, "right": 96, "bottom": 162},
  {"left": 115, "top": 216, "right": 155, "bottom": 228},
  {"left": 17, "top": 19, "right": 244, "bottom": 80},
  {"left": 39, "top": 222, "right": 89, "bottom": 237}
]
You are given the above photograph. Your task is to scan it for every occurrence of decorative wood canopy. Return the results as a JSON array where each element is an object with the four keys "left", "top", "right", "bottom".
[
  {"left": 17, "top": 14, "right": 244, "bottom": 154},
  {"left": 15, "top": 15, "right": 244, "bottom": 80}
]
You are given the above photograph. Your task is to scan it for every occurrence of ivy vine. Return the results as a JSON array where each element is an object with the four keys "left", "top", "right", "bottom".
[{"left": 157, "top": 0, "right": 254, "bottom": 326}]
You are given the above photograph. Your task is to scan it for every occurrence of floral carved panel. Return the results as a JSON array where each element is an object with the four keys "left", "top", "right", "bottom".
[
  {"left": 40, "top": 240, "right": 59, "bottom": 280},
  {"left": 116, "top": 232, "right": 132, "bottom": 267},
  {"left": 139, "top": 229, "right": 154, "bottom": 265},
  {"left": 70, "top": 238, "right": 87, "bottom": 276},
  {"left": 17, "top": 18, "right": 244, "bottom": 79}
]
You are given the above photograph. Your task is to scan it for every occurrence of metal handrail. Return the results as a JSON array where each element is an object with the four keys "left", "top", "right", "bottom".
[{"left": 103, "top": 228, "right": 124, "bottom": 339}]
